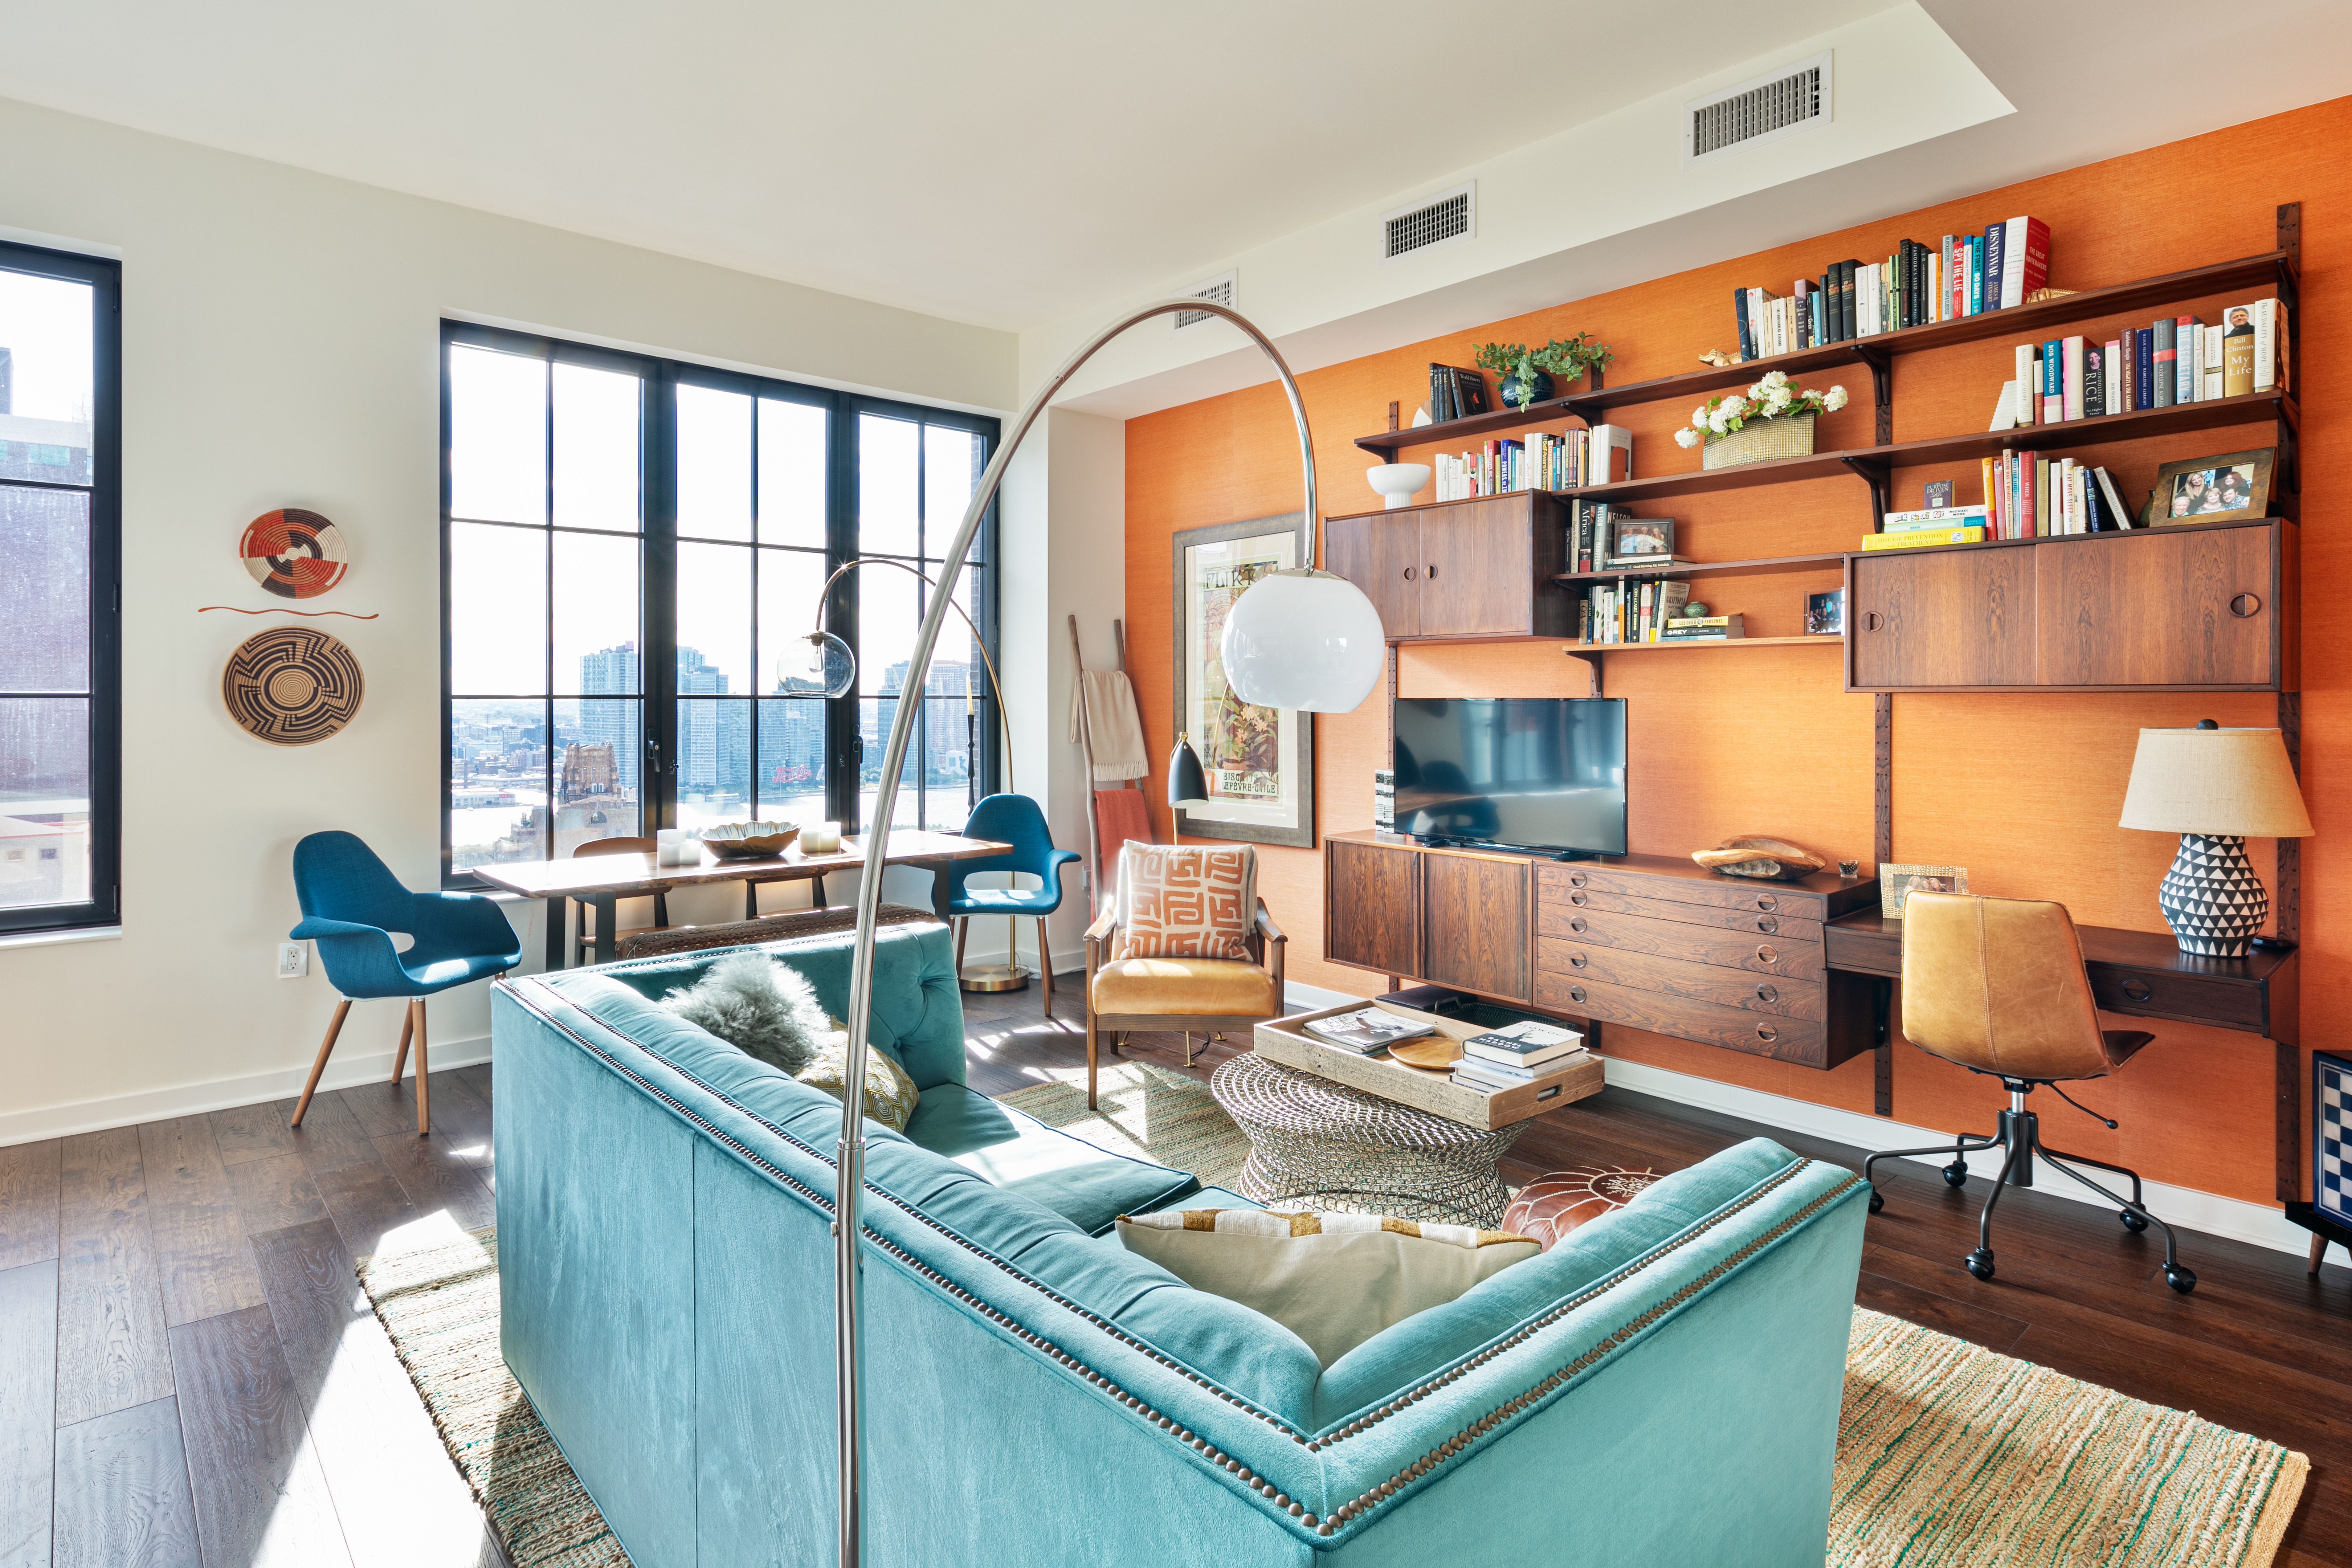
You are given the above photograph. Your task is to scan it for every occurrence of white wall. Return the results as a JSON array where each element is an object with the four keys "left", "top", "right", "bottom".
[{"left": 0, "top": 95, "right": 1018, "bottom": 1143}]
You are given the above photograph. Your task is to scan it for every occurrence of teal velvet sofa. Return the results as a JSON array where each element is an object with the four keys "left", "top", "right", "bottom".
[{"left": 491, "top": 922, "right": 1869, "bottom": 1567}]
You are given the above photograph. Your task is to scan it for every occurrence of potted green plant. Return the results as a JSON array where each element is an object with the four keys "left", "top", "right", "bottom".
[
  {"left": 1674, "top": 370, "right": 1849, "bottom": 469},
  {"left": 1473, "top": 334, "right": 1613, "bottom": 409}
]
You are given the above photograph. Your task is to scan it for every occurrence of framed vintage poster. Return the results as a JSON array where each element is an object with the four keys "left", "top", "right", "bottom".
[{"left": 1170, "top": 512, "right": 1316, "bottom": 848}]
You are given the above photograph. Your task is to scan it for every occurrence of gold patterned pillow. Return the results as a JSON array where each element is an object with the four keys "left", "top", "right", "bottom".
[
  {"left": 1114, "top": 844, "right": 1255, "bottom": 960},
  {"left": 795, "top": 1021, "right": 920, "bottom": 1132}
]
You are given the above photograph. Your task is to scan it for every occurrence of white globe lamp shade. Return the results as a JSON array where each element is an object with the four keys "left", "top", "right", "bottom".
[
  {"left": 1367, "top": 462, "right": 1433, "bottom": 509},
  {"left": 1218, "top": 569, "right": 1386, "bottom": 713}
]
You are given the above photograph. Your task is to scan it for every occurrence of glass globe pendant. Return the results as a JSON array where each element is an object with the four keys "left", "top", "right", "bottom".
[
  {"left": 1217, "top": 567, "right": 1385, "bottom": 713},
  {"left": 780, "top": 631, "right": 857, "bottom": 699}
]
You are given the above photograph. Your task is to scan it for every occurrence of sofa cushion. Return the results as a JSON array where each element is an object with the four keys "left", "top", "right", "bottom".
[
  {"left": 799, "top": 1030, "right": 922, "bottom": 1132},
  {"left": 905, "top": 1085, "right": 1198, "bottom": 1236},
  {"left": 1090, "top": 956, "right": 1279, "bottom": 1017}
]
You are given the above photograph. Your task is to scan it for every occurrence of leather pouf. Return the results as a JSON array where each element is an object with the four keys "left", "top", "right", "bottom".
[{"left": 1503, "top": 1165, "right": 1663, "bottom": 1251}]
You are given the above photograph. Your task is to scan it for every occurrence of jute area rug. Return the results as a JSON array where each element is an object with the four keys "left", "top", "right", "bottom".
[{"left": 358, "top": 1063, "right": 2306, "bottom": 1567}]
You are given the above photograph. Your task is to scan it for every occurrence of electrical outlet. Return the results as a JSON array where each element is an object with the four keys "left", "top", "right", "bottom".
[{"left": 277, "top": 941, "right": 309, "bottom": 979}]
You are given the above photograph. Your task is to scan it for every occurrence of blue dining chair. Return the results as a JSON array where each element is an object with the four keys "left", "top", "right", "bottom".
[
  {"left": 288, "top": 830, "right": 523, "bottom": 1136},
  {"left": 946, "top": 793, "right": 1079, "bottom": 1016}
]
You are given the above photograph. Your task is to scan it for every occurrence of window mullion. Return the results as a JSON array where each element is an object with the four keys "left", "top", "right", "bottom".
[{"left": 646, "top": 363, "right": 680, "bottom": 832}]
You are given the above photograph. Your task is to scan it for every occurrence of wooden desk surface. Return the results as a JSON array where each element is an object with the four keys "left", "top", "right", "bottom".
[{"left": 471, "top": 829, "right": 1009, "bottom": 900}]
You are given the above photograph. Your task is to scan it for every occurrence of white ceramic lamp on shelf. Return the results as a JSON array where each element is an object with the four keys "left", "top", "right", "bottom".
[
  {"left": 1365, "top": 462, "right": 1432, "bottom": 509},
  {"left": 2117, "top": 721, "right": 2314, "bottom": 957}
]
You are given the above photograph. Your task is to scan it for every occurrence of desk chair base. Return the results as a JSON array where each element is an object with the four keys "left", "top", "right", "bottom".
[
  {"left": 290, "top": 997, "right": 433, "bottom": 1138},
  {"left": 1865, "top": 1083, "right": 2196, "bottom": 1295},
  {"left": 958, "top": 963, "right": 1031, "bottom": 993}
]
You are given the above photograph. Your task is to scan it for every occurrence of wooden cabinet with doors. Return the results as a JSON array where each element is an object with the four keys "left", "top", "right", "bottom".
[
  {"left": 1323, "top": 492, "right": 1569, "bottom": 642},
  {"left": 1420, "top": 849, "right": 1532, "bottom": 1004},
  {"left": 1324, "top": 835, "right": 1421, "bottom": 976}
]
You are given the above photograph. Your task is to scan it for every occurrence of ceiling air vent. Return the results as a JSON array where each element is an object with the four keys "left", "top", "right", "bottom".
[
  {"left": 1381, "top": 183, "right": 1475, "bottom": 265},
  {"left": 1685, "top": 52, "right": 1831, "bottom": 166},
  {"left": 1172, "top": 270, "right": 1238, "bottom": 332}
]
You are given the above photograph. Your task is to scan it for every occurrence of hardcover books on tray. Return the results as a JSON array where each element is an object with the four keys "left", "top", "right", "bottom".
[
  {"left": 1450, "top": 1021, "right": 1589, "bottom": 1094},
  {"left": 1732, "top": 215, "right": 2047, "bottom": 359},
  {"left": 1302, "top": 1008, "right": 1436, "bottom": 1055}
]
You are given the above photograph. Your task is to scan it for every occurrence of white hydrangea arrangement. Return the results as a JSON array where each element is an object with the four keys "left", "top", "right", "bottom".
[{"left": 1673, "top": 370, "right": 1848, "bottom": 448}]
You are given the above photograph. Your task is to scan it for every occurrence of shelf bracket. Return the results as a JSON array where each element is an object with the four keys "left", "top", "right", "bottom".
[
  {"left": 1841, "top": 455, "right": 1892, "bottom": 531},
  {"left": 1854, "top": 345, "right": 1895, "bottom": 447},
  {"left": 1566, "top": 647, "right": 1603, "bottom": 697}
]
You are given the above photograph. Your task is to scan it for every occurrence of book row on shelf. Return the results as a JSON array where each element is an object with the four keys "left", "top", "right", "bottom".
[
  {"left": 1433, "top": 425, "right": 1633, "bottom": 501},
  {"left": 1735, "top": 214, "right": 2050, "bottom": 358},
  {"left": 1579, "top": 578, "right": 1692, "bottom": 644},
  {"left": 1993, "top": 299, "right": 2288, "bottom": 429},
  {"left": 1858, "top": 452, "right": 2135, "bottom": 550}
]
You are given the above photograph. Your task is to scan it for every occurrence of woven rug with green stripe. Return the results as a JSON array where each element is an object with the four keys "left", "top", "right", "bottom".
[{"left": 358, "top": 1062, "right": 2306, "bottom": 1567}]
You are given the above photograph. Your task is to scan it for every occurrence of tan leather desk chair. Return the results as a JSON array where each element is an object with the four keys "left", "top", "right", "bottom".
[
  {"left": 1084, "top": 888, "right": 1286, "bottom": 1110},
  {"left": 1863, "top": 892, "right": 2194, "bottom": 1294}
]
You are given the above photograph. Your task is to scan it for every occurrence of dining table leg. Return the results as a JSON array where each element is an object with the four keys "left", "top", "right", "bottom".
[
  {"left": 544, "top": 896, "right": 567, "bottom": 972},
  {"left": 591, "top": 895, "right": 620, "bottom": 965}
]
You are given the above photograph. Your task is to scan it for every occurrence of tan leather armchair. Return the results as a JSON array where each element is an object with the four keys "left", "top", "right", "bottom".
[{"left": 1083, "top": 898, "right": 1285, "bottom": 1109}]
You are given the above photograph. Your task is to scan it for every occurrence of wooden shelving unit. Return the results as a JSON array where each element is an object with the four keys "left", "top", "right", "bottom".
[
  {"left": 1563, "top": 634, "right": 1841, "bottom": 654},
  {"left": 1553, "top": 551, "right": 1842, "bottom": 584}
]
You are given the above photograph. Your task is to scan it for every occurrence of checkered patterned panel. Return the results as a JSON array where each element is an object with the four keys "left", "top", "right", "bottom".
[
  {"left": 1114, "top": 844, "right": 1255, "bottom": 961},
  {"left": 2319, "top": 1053, "right": 2352, "bottom": 1228}
]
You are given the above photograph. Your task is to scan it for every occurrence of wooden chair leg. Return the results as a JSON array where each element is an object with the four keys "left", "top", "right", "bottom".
[
  {"left": 1038, "top": 917, "right": 1054, "bottom": 1014},
  {"left": 290, "top": 1000, "right": 351, "bottom": 1127},
  {"left": 390, "top": 1001, "right": 414, "bottom": 1086},
  {"left": 1085, "top": 1009, "right": 1098, "bottom": 1110},
  {"left": 413, "top": 1000, "right": 431, "bottom": 1137},
  {"left": 955, "top": 916, "right": 969, "bottom": 975}
]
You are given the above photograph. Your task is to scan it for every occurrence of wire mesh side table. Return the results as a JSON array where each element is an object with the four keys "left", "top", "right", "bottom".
[{"left": 1209, "top": 1052, "right": 1532, "bottom": 1226}]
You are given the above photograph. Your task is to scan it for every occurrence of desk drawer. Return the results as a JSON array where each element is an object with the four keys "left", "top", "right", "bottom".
[
  {"left": 1540, "top": 886, "right": 1822, "bottom": 943},
  {"left": 1532, "top": 905, "right": 1825, "bottom": 979},
  {"left": 2088, "top": 966, "right": 2269, "bottom": 1032},
  {"left": 1534, "top": 972, "right": 1829, "bottom": 1066},
  {"left": 1538, "top": 864, "right": 1826, "bottom": 920},
  {"left": 1535, "top": 939, "right": 1824, "bottom": 1021}
]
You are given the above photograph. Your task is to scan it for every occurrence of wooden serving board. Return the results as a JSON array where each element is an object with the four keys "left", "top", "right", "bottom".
[{"left": 1251, "top": 1001, "right": 1604, "bottom": 1131}]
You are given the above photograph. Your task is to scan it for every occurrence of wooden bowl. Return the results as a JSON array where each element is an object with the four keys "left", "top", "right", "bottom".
[
  {"left": 1387, "top": 1035, "right": 1462, "bottom": 1071},
  {"left": 703, "top": 822, "right": 801, "bottom": 861}
]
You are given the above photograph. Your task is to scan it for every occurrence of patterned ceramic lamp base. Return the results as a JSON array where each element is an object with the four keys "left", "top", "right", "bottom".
[{"left": 2157, "top": 832, "right": 2268, "bottom": 958}]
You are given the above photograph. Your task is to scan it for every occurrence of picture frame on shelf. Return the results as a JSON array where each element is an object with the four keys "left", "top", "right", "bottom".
[
  {"left": 1804, "top": 589, "right": 1845, "bottom": 637},
  {"left": 1604, "top": 516, "right": 1674, "bottom": 567},
  {"left": 2148, "top": 448, "right": 2274, "bottom": 526},
  {"left": 1880, "top": 863, "right": 1969, "bottom": 920},
  {"left": 1169, "top": 512, "right": 1316, "bottom": 849}
]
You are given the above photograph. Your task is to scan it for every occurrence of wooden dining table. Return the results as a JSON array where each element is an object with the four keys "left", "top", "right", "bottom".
[{"left": 471, "top": 828, "right": 1012, "bottom": 969}]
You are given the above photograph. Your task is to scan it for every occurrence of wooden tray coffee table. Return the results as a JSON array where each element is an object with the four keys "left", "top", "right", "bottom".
[{"left": 1250, "top": 1001, "right": 1603, "bottom": 1131}]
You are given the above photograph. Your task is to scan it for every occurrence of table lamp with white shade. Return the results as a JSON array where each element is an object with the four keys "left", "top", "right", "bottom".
[{"left": 2117, "top": 720, "right": 2314, "bottom": 957}]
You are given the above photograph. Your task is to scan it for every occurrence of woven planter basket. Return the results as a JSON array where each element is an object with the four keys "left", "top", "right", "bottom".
[{"left": 1703, "top": 411, "right": 1816, "bottom": 470}]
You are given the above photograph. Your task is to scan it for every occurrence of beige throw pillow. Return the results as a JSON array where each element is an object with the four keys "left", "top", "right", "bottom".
[
  {"left": 795, "top": 1021, "right": 921, "bottom": 1133},
  {"left": 1115, "top": 1209, "right": 1538, "bottom": 1366}
]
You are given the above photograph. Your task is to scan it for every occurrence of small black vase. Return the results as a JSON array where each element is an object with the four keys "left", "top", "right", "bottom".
[{"left": 1498, "top": 370, "right": 1553, "bottom": 409}]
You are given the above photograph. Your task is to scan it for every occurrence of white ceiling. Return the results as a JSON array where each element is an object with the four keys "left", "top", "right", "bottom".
[{"left": 0, "top": 0, "right": 1899, "bottom": 331}]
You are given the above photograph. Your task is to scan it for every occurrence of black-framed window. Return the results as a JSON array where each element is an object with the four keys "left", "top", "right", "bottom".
[
  {"left": 440, "top": 321, "right": 999, "bottom": 887},
  {"left": 0, "top": 242, "right": 120, "bottom": 934}
]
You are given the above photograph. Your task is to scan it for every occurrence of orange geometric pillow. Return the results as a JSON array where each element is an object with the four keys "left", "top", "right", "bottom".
[{"left": 1114, "top": 844, "right": 1256, "bottom": 961}]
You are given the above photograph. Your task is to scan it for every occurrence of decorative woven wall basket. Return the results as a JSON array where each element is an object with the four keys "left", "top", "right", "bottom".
[{"left": 1703, "top": 411, "right": 1816, "bottom": 470}]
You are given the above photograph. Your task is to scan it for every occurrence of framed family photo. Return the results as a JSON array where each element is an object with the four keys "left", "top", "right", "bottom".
[
  {"left": 1605, "top": 515, "right": 1675, "bottom": 566},
  {"left": 1169, "top": 513, "right": 1316, "bottom": 848},
  {"left": 1880, "top": 863, "right": 1969, "bottom": 920},
  {"left": 2150, "top": 448, "right": 2273, "bottom": 526}
]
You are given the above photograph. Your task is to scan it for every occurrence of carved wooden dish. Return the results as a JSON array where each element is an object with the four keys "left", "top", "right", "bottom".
[
  {"left": 1387, "top": 1035, "right": 1463, "bottom": 1071},
  {"left": 1691, "top": 835, "right": 1826, "bottom": 881}
]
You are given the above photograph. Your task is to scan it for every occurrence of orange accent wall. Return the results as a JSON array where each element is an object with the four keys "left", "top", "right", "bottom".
[{"left": 1127, "top": 99, "right": 2352, "bottom": 1206}]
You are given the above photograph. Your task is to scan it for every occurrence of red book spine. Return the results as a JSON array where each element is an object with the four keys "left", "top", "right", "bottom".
[{"left": 2021, "top": 450, "right": 2037, "bottom": 537}]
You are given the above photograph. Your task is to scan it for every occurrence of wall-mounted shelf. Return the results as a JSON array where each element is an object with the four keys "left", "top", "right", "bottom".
[
  {"left": 1565, "top": 634, "right": 1842, "bottom": 654},
  {"left": 1353, "top": 247, "right": 2298, "bottom": 456},
  {"left": 1553, "top": 552, "right": 1843, "bottom": 584}
]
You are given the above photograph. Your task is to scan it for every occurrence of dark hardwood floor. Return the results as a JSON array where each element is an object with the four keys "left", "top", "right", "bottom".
[{"left": 4, "top": 977, "right": 2342, "bottom": 1565}]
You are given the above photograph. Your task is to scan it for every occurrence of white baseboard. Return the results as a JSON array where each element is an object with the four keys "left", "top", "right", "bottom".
[{"left": 0, "top": 1034, "right": 493, "bottom": 1148}]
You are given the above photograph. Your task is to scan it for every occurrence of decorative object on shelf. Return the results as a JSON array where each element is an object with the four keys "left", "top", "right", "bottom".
[
  {"left": 1364, "top": 462, "right": 1433, "bottom": 509},
  {"left": 1410, "top": 404, "right": 1432, "bottom": 427},
  {"left": 1804, "top": 588, "right": 1845, "bottom": 636},
  {"left": 1589, "top": 423, "right": 1634, "bottom": 483},
  {"left": 1691, "top": 836, "right": 1827, "bottom": 881},
  {"left": 1682, "top": 600, "right": 1711, "bottom": 619},
  {"left": 1838, "top": 859, "right": 1861, "bottom": 880},
  {"left": 2149, "top": 448, "right": 2274, "bottom": 526},
  {"left": 1472, "top": 334, "right": 1612, "bottom": 409},
  {"left": 1675, "top": 369, "right": 1849, "bottom": 469},
  {"left": 239, "top": 508, "right": 348, "bottom": 599},
  {"left": 1171, "top": 512, "right": 1322, "bottom": 848},
  {"left": 1923, "top": 481, "right": 1954, "bottom": 509},
  {"left": 1373, "top": 768, "right": 1394, "bottom": 831},
  {"left": 221, "top": 625, "right": 363, "bottom": 745},
  {"left": 2317, "top": 1051, "right": 2352, "bottom": 1230},
  {"left": 1697, "top": 349, "right": 1735, "bottom": 368},
  {"left": 703, "top": 821, "right": 800, "bottom": 861},
  {"left": 2118, "top": 720, "right": 2313, "bottom": 957},
  {"left": 2024, "top": 286, "right": 2078, "bottom": 303},
  {"left": 1604, "top": 516, "right": 1674, "bottom": 567},
  {"left": 1879, "top": 863, "right": 1969, "bottom": 919}
]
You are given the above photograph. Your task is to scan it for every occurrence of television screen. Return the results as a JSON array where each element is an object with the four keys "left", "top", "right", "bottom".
[{"left": 1390, "top": 697, "right": 1627, "bottom": 856}]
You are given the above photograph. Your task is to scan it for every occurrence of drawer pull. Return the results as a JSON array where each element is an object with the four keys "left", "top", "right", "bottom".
[
  {"left": 1569, "top": 871, "right": 1587, "bottom": 888},
  {"left": 1402, "top": 565, "right": 1417, "bottom": 581},
  {"left": 1756, "top": 1024, "right": 1778, "bottom": 1044},
  {"left": 1863, "top": 611, "right": 1883, "bottom": 632},
  {"left": 1568, "top": 951, "right": 1588, "bottom": 970},
  {"left": 1426, "top": 563, "right": 1439, "bottom": 580},
  {"left": 1569, "top": 891, "right": 1588, "bottom": 907},
  {"left": 1568, "top": 916, "right": 1587, "bottom": 935},
  {"left": 2120, "top": 979, "right": 2153, "bottom": 1003},
  {"left": 1756, "top": 915, "right": 1780, "bottom": 934},
  {"left": 2230, "top": 592, "right": 2262, "bottom": 618},
  {"left": 1568, "top": 985, "right": 1587, "bottom": 1005},
  {"left": 1756, "top": 894, "right": 1777, "bottom": 912},
  {"left": 1755, "top": 983, "right": 1778, "bottom": 1004},
  {"left": 1756, "top": 944, "right": 1779, "bottom": 964}
]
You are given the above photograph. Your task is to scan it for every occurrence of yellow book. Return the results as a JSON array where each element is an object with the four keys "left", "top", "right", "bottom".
[{"left": 1860, "top": 526, "right": 1987, "bottom": 550}]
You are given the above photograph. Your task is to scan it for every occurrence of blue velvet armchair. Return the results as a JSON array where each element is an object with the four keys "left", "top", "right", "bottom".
[
  {"left": 943, "top": 793, "right": 1079, "bottom": 1013},
  {"left": 289, "top": 829, "right": 521, "bottom": 1135}
]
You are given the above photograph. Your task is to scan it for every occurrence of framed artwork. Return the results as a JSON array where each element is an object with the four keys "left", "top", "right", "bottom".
[
  {"left": 1171, "top": 512, "right": 1315, "bottom": 848},
  {"left": 2149, "top": 448, "right": 2273, "bottom": 525},
  {"left": 1605, "top": 515, "right": 1674, "bottom": 566},
  {"left": 2317, "top": 1050, "right": 2352, "bottom": 1227},
  {"left": 1879, "top": 863, "right": 1968, "bottom": 919}
]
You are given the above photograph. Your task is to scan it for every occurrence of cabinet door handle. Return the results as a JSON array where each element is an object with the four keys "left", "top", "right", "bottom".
[
  {"left": 1568, "top": 951, "right": 1588, "bottom": 970},
  {"left": 1569, "top": 891, "right": 1587, "bottom": 907},
  {"left": 1568, "top": 985, "right": 1587, "bottom": 1005},
  {"left": 1403, "top": 565, "right": 1417, "bottom": 581},
  {"left": 1756, "top": 894, "right": 1777, "bottom": 912},
  {"left": 1756, "top": 1024, "right": 1779, "bottom": 1044},
  {"left": 1756, "top": 915, "right": 1779, "bottom": 934},
  {"left": 1568, "top": 916, "right": 1587, "bottom": 935},
  {"left": 2121, "top": 979, "right": 2153, "bottom": 1003},
  {"left": 2230, "top": 592, "right": 2262, "bottom": 618},
  {"left": 1863, "top": 612, "right": 1883, "bottom": 632},
  {"left": 1756, "top": 944, "right": 1779, "bottom": 964},
  {"left": 1426, "top": 563, "right": 1439, "bottom": 580},
  {"left": 1756, "top": 983, "right": 1778, "bottom": 1004}
]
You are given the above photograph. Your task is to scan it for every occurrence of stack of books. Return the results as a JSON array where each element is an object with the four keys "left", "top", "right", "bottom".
[
  {"left": 1977, "top": 453, "right": 2132, "bottom": 538},
  {"left": 1434, "top": 429, "right": 1585, "bottom": 500},
  {"left": 1993, "top": 299, "right": 2288, "bottom": 428},
  {"left": 1661, "top": 613, "right": 1744, "bottom": 641},
  {"left": 1733, "top": 215, "right": 2049, "bottom": 358},
  {"left": 1302, "top": 1008, "right": 1435, "bottom": 1055},
  {"left": 1451, "top": 1021, "right": 1589, "bottom": 1095},
  {"left": 1426, "top": 364, "right": 1487, "bottom": 424},
  {"left": 1580, "top": 579, "right": 1691, "bottom": 644}
]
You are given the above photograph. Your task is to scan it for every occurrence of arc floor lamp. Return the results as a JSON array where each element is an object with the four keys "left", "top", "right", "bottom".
[{"left": 817, "top": 298, "right": 1383, "bottom": 1565}]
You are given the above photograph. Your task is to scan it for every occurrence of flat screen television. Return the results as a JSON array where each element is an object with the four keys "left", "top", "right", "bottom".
[{"left": 1390, "top": 697, "right": 1627, "bottom": 857}]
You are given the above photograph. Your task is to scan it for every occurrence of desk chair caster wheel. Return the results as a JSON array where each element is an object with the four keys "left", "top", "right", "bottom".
[
  {"left": 2120, "top": 1209, "right": 2149, "bottom": 1233},
  {"left": 2165, "top": 1265, "right": 2197, "bottom": 1294},
  {"left": 1965, "top": 1249, "right": 1996, "bottom": 1282},
  {"left": 1868, "top": 1188, "right": 1885, "bottom": 1215},
  {"left": 1943, "top": 1161, "right": 1969, "bottom": 1188}
]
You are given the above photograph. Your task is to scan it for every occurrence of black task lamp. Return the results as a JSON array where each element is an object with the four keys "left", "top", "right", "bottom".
[{"left": 1168, "top": 734, "right": 1211, "bottom": 809}]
